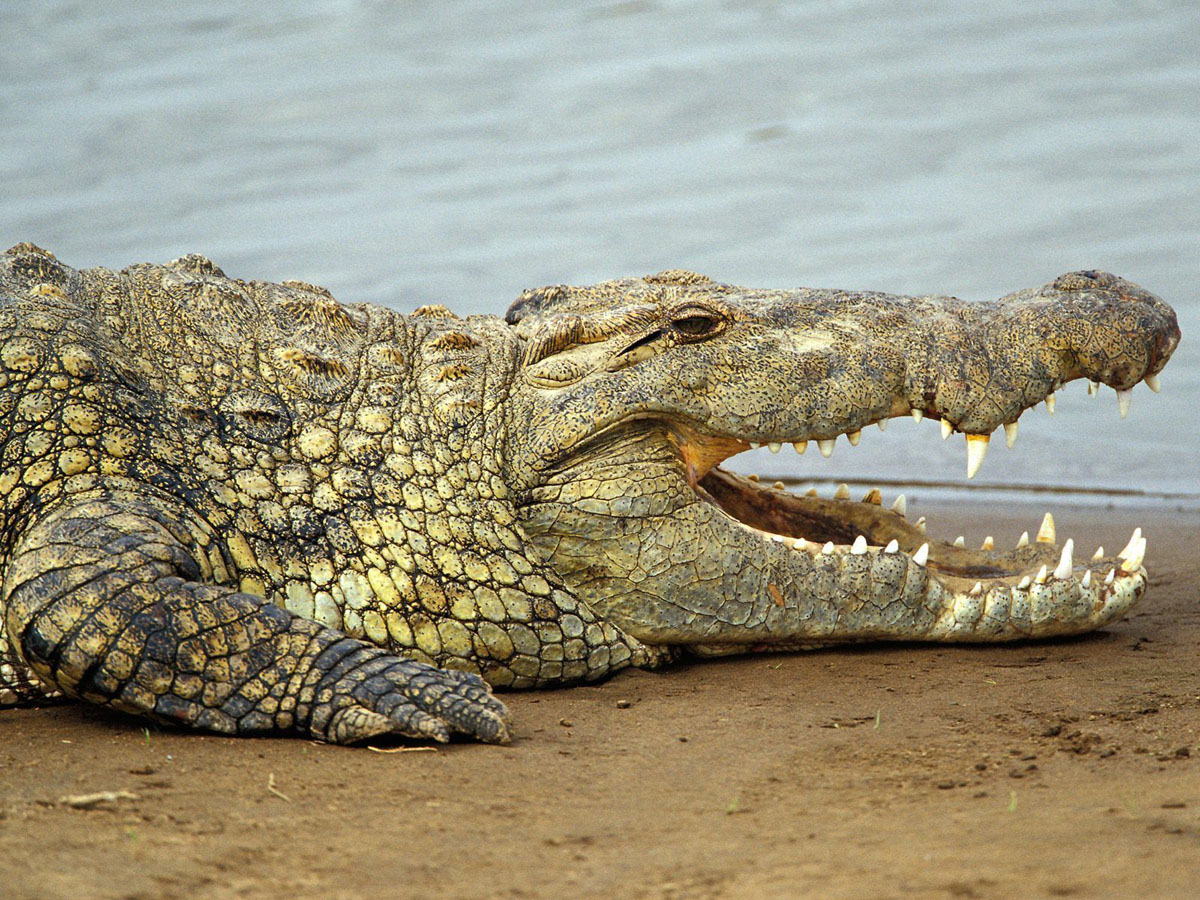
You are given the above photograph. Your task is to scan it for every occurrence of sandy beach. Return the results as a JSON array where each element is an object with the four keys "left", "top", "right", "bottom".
[{"left": 2, "top": 497, "right": 1197, "bottom": 900}]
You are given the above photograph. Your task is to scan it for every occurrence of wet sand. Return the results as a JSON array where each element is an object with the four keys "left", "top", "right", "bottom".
[{"left": 2, "top": 498, "right": 1198, "bottom": 900}]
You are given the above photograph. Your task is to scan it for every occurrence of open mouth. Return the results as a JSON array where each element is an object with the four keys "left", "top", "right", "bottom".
[{"left": 667, "top": 412, "right": 1148, "bottom": 641}]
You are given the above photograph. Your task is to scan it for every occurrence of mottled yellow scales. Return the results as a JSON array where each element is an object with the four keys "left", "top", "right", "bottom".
[{"left": 0, "top": 244, "right": 1180, "bottom": 744}]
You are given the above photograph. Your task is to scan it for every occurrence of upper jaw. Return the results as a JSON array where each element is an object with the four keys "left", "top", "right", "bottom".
[{"left": 671, "top": 269, "right": 1179, "bottom": 481}]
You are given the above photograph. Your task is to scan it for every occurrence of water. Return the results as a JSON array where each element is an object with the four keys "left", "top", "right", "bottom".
[{"left": 1, "top": 0, "right": 1197, "bottom": 501}]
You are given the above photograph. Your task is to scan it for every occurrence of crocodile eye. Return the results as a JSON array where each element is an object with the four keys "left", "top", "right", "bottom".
[{"left": 671, "top": 310, "right": 724, "bottom": 340}]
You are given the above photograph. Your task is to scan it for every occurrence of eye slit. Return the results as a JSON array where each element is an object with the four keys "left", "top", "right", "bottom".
[{"left": 672, "top": 312, "right": 722, "bottom": 338}]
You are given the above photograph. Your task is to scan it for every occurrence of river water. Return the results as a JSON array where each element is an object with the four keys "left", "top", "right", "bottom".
[{"left": 1, "top": 0, "right": 1196, "bottom": 502}]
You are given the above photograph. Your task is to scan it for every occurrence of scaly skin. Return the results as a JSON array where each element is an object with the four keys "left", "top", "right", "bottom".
[{"left": 0, "top": 246, "right": 1180, "bottom": 744}]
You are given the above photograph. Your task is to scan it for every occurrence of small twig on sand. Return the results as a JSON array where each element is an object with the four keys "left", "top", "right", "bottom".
[
  {"left": 266, "top": 772, "right": 291, "bottom": 802},
  {"left": 366, "top": 745, "right": 439, "bottom": 754},
  {"left": 59, "top": 790, "right": 139, "bottom": 809}
]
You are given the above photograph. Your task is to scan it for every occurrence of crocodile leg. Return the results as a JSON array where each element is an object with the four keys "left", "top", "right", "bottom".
[{"left": 2, "top": 491, "right": 509, "bottom": 744}]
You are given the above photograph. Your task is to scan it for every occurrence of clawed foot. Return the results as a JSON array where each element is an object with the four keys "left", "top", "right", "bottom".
[{"left": 312, "top": 652, "right": 510, "bottom": 745}]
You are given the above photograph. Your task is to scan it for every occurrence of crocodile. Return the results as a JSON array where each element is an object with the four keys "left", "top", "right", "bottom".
[{"left": 0, "top": 244, "right": 1179, "bottom": 745}]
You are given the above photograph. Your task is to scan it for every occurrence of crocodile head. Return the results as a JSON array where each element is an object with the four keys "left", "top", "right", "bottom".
[{"left": 505, "top": 270, "right": 1180, "bottom": 649}]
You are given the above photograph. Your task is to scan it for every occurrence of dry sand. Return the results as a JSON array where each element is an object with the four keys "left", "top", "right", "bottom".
[{"left": 2, "top": 499, "right": 1198, "bottom": 900}]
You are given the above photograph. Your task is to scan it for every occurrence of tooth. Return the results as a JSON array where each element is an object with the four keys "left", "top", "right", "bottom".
[
  {"left": 941, "top": 418, "right": 953, "bottom": 440},
  {"left": 862, "top": 488, "right": 882, "bottom": 505},
  {"left": 817, "top": 439, "right": 836, "bottom": 458},
  {"left": 1034, "top": 565, "right": 1049, "bottom": 584},
  {"left": 792, "top": 441, "right": 808, "bottom": 455},
  {"left": 804, "top": 487, "right": 818, "bottom": 497},
  {"left": 793, "top": 537, "right": 808, "bottom": 550},
  {"left": 1081, "top": 570, "right": 1091, "bottom": 589},
  {"left": 1117, "top": 388, "right": 1132, "bottom": 419},
  {"left": 1017, "top": 531, "right": 1029, "bottom": 548},
  {"left": 771, "top": 534, "right": 785, "bottom": 542},
  {"left": 981, "top": 536, "right": 994, "bottom": 550},
  {"left": 751, "top": 442, "right": 763, "bottom": 449},
  {"left": 821, "top": 541, "right": 835, "bottom": 555},
  {"left": 884, "top": 539, "right": 899, "bottom": 554},
  {"left": 768, "top": 442, "right": 782, "bottom": 453},
  {"left": 912, "top": 543, "right": 929, "bottom": 566},
  {"left": 1053, "top": 538, "right": 1074, "bottom": 580},
  {"left": 1017, "top": 576, "right": 1031, "bottom": 590},
  {"left": 911, "top": 409, "right": 924, "bottom": 423},
  {"left": 965, "top": 433, "right": 989, "bottom": 479},
  {"left": 915, "top": 517, "right": 927, "bottom": 534},
  {"left": 953, "top": 535, "right": 965, "bottom": 548},
  {"left": 1092, "top": 546, "right": 1104, "bottom": 560},
  {"left": 1117, "top": 528, "right": 1143, "bottom": 559},
  {"left": 773, "top": 481, "right": 785, "bottom": 490},
  {"left": 1119, "top": 536, "right": 1146, "bottom": 571},
  {"left": 1036, "top": 512, "right": 1056, "bottom": 544},
  {"left": 834, "top": 483, "right": 851, "bottom": 500},
  {"left": 1145, "top": 373, "right": 1161, "bottom": 393},
  {"left": 877, "top": 419, "right": 888, "bottom": 432},
  {"left": 847, "top": 430, "right": 862, "bottom": 446},
  {"left": 1087, "top": 380, "right": 1098, "bottom": 396},
  {"left": 1046, "top": 393, "right": 1056, "bottom": 414},
  {"left": 1004, "top": 421, "right": 1018, "bottom": 449},
  {"left": 748, "top": 473, "right": 760, "bottom": 482},
  {"left": 891, "top": 494, "right": 907, "bottom": 516},
  {"left": 1105, "top": 568, "right": 1115, "bottom": 585},
  {"left": 851, "top": 535, "right": 868, "bottom": 555},
  {"left": 969, "top": 582, "right": 982, "bottom": 596}
]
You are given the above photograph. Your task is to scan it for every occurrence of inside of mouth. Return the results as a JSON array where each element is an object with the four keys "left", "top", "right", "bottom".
[{"left": 695, "top": 466, "right": 1056, "bottom": 581}]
